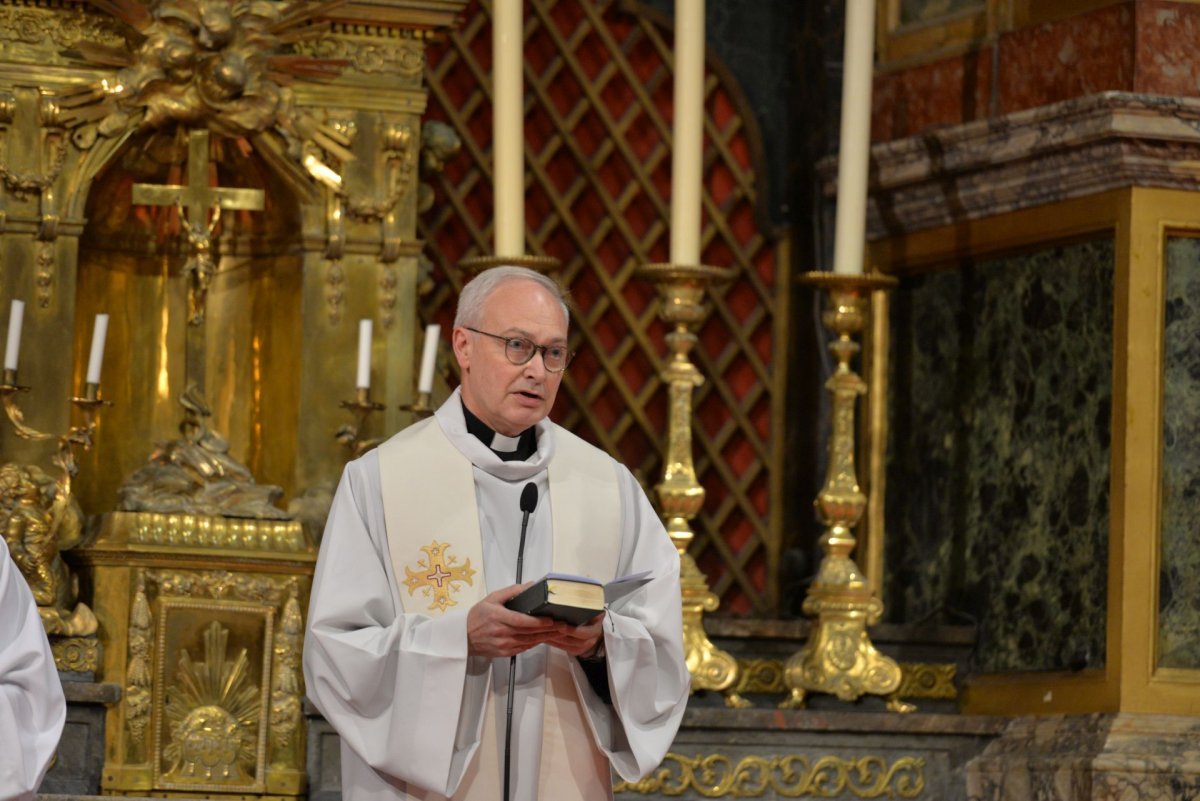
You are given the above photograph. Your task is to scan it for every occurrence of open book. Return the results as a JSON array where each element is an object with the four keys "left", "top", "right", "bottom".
[{"left": 505, "top": 570, "right": 652, "bottom": 626}]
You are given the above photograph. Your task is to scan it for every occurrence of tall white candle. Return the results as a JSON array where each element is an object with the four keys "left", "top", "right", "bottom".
[
  {"left": 4, "top": 299, "right": 23, "bottom": 372},
  {"left": 493, "top": 0, "right": 524, "bottom": 256},
  {"left": 831, "top": 0, "right": 876, "bottom": 276},
  {"left": 670, "top": 0, "right": 705, "bottom": 266},
  {"left": 85, "top": 313, "right": 109, "bottom": 385},
  {"left": 356, "top": 319, "right": 372, "bottom": 390},
  {"left": 417, "top": 324, "right": 441, "bottom": 395}
]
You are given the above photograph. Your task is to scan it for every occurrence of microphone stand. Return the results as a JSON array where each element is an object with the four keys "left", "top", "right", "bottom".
[{"left": 504, "top": 484, "right": 536, "bottom": 801}]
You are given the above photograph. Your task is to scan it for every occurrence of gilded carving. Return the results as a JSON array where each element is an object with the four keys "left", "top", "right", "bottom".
[
  {"left": 294, "top": 34, "right": 424, "bottom": 79},
  {"left": 269, "top": 583, "right": 303, "bottom": 766},
  {"left": 0, "top": 4, "right": 125, "bottom": 55},
  {"left": 731, "top": 658, "right": 957, "bottom": 701},
  {"left": 117, "top": 385, "right": 291, "bottom": 520},
  {"left": 0, "top": 463, "right": 97, "bottom": 637},
  {"left": 418, "top": 120, "right": 460, "bottom": 214},
  {"left": 734, "top": 658, "right": 786, "bottom": 695},
  {"left": 58, "top": 0, "right": 352, "bottom": 200},
  {"left": 125, "top": 572, "right": 154, "bottom": 752},
  {"left": 614, "top": 753, "right": 926, "bottom": 798},
  {"left": 162, "top": 621, "right": 260, "bottom": 785},
  {"left": 147, "top": 569, "right": 294, "bottom": 605},
  {"left": 50, "top": 635, "right": 101, "bottom": 674}
]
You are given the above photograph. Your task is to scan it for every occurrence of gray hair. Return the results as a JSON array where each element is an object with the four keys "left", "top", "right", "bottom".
[{"left": 454, "top": 266, "right": 570, "bottom": 329}]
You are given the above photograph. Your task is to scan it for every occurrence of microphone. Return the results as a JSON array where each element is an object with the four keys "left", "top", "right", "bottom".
[
  {"left": 515, "top": 483, "right": 538, "bottom": 583},
  {"left": 505, "top": 482, "right": 538, "bottom": 801}
]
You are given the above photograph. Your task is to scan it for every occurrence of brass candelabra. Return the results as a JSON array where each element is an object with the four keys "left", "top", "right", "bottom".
[
  {"left": 1, "top": 368, "right": 109, "bottom": 493},
  {"left": 638, "top": 262, "right": 748, "bottom": 708},
  {"left": 336, "top": 387, "right": 387, "bottom": 457},
  {"left": 780, "top": 272, "right": 911, "bottom": 713}
]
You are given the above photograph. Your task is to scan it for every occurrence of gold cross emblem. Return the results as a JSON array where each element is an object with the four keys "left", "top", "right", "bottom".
[{"left": 403, "top": 541, "right": 476, "bottom": 613}]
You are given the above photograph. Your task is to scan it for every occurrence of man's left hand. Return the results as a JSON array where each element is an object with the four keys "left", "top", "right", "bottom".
[{"left": 545, "top": 613, "right": 605, "bottom": 657}]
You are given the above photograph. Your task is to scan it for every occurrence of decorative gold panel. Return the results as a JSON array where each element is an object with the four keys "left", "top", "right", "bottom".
[
  {"left": 615, "top": 752, "right": 926, "bottom": 798},
  {"left": 419, "top": 0, "right": 786, "bottom": 615}
]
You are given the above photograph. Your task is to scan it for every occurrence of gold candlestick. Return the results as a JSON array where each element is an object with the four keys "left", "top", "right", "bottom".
[
  {"left": 457, "top": 254, "right": 561, "bottom": 276},
  {"left": 780, "top": 272, "right": 911, "bottom": 712},
  {"left": 337, "top": 387, "right": 386, "bottom": 457},
  {"left": 638, "top": 262, "right": 748, "bottom": 708}
]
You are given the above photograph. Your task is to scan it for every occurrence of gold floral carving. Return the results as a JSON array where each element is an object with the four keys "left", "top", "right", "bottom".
[
  {"left": 731, "top": 658, "right": 957, "bottom": 701},
  {"left": 147, "top": 569, "right": 295, "bottom": 606},
  {"left": 294, "top": 34, "right": 424, "bottom": 79},
  {"left": 51, "top": 635, "right": 100, "bottom": 673},
  {"left": 0, "top": 4, "right": 124, "bottom": 57},
  {"left": 896, "top": 662, "right": 957, "bottom": 700},
  {"left": 125, "top": 572, "right": 153, "bottom": 754},
  {"left": 614, "top": 753, "right": 926, "bottom": 798}
]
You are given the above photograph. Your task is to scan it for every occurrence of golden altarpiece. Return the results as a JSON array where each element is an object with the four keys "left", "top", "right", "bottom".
[{"left": 0, "top": 0, "right": 467, "bottom": 796}]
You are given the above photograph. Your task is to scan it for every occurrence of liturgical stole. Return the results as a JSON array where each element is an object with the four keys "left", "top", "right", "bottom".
[{"left": 377, "top": 416, "right": 621, "bottom": 800}]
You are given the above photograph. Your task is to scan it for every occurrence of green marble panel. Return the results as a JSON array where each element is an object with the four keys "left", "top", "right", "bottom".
[
  {"left": 1159, "top": 236, "right": 1200, "bottom": 670},
  {"left": 884, "top": 239, "right": 1114, "bottom": 673}
]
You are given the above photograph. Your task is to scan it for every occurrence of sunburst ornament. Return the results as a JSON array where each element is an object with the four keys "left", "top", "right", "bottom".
[
  {"left": 163, "top": 621, "right": 261, "bottom": 783},
  {"left": 59, "top": 0, "right": 354, "bottom": 198}
]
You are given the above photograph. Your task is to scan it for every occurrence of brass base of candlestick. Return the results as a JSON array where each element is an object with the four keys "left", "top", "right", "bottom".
[
  {"left": 458, "top": 254, "right": 561, "bottom": 276},
  {"left": 637, "top": 262, "right": 748, "bottom": 708},
  {"left": 780, "top": 271, "right": 912, "bottom": 713},
  {"left": 399, "top": 390, "right": 434, "bottom": 419}
]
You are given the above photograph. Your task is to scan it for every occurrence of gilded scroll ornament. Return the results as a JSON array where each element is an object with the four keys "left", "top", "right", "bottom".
[
  {"left": 614, "top": 753, "right": 926, "bottom": 798},
  {"left": 148, "top": 568, "right": 295, "bottom": 604},
  {"left": 294, "top": 33, "right": 425, "bottom": 79},
  {"left": 162, "top": 621, "right": 260, "bottom": 784},
  {"left": 59, "top": 0, "right": 354, "bottom": 199},
  {"left": 117, "top": 385, "right": 290, "bottom": 520},
  {"left": 50, "top": 636, "right": 101, "bottom": 674}
]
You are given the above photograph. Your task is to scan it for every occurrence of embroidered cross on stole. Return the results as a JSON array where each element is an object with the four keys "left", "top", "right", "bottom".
[{"left": 377, "top": 416, "right": 621, "bottom": 800}]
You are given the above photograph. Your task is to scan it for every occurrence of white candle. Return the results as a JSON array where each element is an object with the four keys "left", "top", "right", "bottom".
[
  {"left": 356, "top": 319, "right": 372, "bottom": 390},
  {"left": 4, "top": 299, "right": 23, "bottom": 372},
  {"left": 670, "top": 0, "right": 705, "bottom": 266},
  {"left": 85, "top": 313, "right": 109, "bottom": 385},
  {"left": 493, "top": 0, "right": 524, "bottom": 256},
  {"left": 417, "top": 324, "right": 441, "bottom": 395},
  {"left": 831, "top": 0, "right": 876, "bottom": 276}
]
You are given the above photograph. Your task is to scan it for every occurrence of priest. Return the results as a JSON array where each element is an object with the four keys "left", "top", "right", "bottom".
[
  {"left": 0, "top": 537, "right": 66, "bottom": 800},
  {"left": 304, "top": 266, "right": 689, "bottom": 800}
]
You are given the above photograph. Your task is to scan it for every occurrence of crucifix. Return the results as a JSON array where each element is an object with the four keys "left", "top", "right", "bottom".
[{"left": 131, "top": 129, "right": 264, "bottom": 399}]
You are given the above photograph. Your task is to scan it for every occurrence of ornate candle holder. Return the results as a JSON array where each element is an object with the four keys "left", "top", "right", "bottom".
[
  {"left": 2, "top": 368, "right": 110, "bottom": 492},
  {"left": 336, "top": 387, "right": 386, "bottom": 458},
  {"left": 399, "top": 390, "right": 434, "bottom": 419},
  {"left": 780, "top": 272, "right": 911, "bottom": 713},
  {"left": 637, "top": 263, "right": 748, "bottom": 708}
]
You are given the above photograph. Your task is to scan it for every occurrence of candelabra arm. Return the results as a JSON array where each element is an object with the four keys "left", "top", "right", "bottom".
[{"left": 337, "top": 387, "right": 387, "bottom": 458}]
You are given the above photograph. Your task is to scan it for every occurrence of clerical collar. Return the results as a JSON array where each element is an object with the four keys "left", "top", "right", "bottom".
[{"left": 461, "top": 400, "right": 537, "bottom": 462}]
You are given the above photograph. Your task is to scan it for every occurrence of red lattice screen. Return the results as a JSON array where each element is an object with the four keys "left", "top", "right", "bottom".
[{"left": 419, "top": 0, "right": 783, "bottom": 616}]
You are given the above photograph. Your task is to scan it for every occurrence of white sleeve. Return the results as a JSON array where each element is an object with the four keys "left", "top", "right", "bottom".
[
  {"left": 576, "top": 464, "right": 689, "bottom": 781},
  {"left": 302, "top": 455, "right": 489, "bottom": 796},
  {"left": 0, "top": 539, "right": 65, "bottom": 801}
]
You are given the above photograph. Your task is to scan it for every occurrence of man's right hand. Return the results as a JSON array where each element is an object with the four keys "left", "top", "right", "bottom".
[{"left": 466, "top": 583, "right": 558, "bottom": 657}]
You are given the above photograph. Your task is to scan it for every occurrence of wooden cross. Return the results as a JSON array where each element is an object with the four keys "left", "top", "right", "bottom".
[
  {"left": 131, "top": 129, "right": 265, "bottom": 399},
  {"left": 403, "top": 541, "right": 477, "bottom": 613}
]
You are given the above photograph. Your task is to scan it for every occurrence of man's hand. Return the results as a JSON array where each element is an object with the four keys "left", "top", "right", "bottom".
[
  {"left": 544, "top": 613, "right": 605, "bottom": 658},
  {"left": 467, "top": 583, "right": 558, "bottom": 657}
]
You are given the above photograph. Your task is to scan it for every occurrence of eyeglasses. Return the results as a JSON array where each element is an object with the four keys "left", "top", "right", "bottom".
[{"left": 465, "top": 327, "right": 574, "bottom": 372}]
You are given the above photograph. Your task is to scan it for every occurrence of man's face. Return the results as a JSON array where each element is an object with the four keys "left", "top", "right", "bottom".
[{"left": 453, "top": 279, "right": 568, "bottom": 436}]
